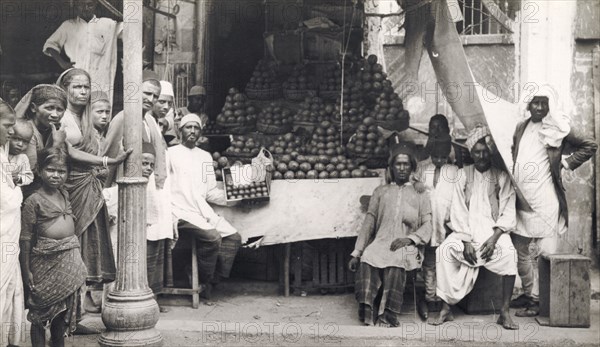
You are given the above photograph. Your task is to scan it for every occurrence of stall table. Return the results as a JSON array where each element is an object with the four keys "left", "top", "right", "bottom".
[{"left": 213, "top": 176, "right": 384, "bottom": 295}]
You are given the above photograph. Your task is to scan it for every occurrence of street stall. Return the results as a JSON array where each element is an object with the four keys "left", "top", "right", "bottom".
[{"left": 149, "top": 0, "right": 418, "bottom": 296}]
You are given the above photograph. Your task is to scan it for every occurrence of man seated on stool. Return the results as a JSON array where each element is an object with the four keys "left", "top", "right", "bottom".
[
  {"left": 348, "top": 139, "right": 433, "bottom": 327},
  {"left": 168, "top": 113, "right": 242, "bottom": 299},
  {"left": 429, "top": 126, "right": 519, "bottom": 330}
]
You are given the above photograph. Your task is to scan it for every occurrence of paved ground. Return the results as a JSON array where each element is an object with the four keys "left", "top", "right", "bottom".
[{"left": 20, "top": 265, "right": 600, "bottom": 346}]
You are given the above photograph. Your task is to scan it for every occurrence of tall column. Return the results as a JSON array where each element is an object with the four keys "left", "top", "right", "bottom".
[
  {"left": 195, "top": 0, "right": 212, "bottom": 113},
  {"left": 99, "top": 1, "right": 162, "bottom": 346}
]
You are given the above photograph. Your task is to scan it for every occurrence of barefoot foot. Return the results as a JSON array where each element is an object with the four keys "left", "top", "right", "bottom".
[
  {"left": 427, "top": 308, "right": 454, "bottom": 326},
  {"left": 497, "top": 314, "right": 519, "bottom": 330}
]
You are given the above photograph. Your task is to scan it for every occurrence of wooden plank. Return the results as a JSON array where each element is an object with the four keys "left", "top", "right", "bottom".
[
  {"left": 284, "top": 243, "right": 291, "bottom": 297},
  {"left": 320, "top": 253, "right": 328, "bottom": 285},
  {"left": 278, "top": 245, "right": 285, "bottom": 295},
  {"left": 328, "top": 246, "right": 336, "bottom": 285},
  {"left": 538, "top": 256, "right": 551, "bottom": 318},
  {"left": 336, "top": 246, "right": 345, "bottom": 285},
  {"left": 312, "top": 246, "right": 320, "bottom": 286},
  {"left": 568, "top": 259, "right": 591, "bottom": 327},
  {"left": 549, "top": 259, "right": 570, "bottom": 326},
  {"left": 162, "top": 288, "right": 201, "bottom": 295},
  {"left": 293, "top": 243, "right": 303, "bottom": 289},
  {"left": 383, "top": 34, "right": 514, "bottom": 46},
  {"left": 459, "top": 34, "right": 513, "bottom": 45},
  {"left": 266, "top": 246, "right": 277, "bottom": 281},
  {"left": 191, "top": 240, "right": 199, "bottom": 309},
  {"left": 593, "top": 47, "right": 600, "bottom": 248}
]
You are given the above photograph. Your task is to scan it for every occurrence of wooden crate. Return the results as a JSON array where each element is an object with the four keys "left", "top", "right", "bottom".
[
  {"left": 289, "top": 239, "right": 356, "bottom": 293},
  {"left": 537, "top": 254, "right": 591, "bottom": 327},
  {"left": 457, "top": 267, "right": 504, "bottom": 314}
]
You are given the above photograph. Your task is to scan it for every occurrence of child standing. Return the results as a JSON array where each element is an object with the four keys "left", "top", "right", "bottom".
[
  {"left": 103, "top": 142, "right": 171, "bottom": 312},
  {"left": 7, "top": 119, "right": 34, "bottom": 187},
  {"left": 20, "top": 147, "right": 87, "bottom": 347},
  {"left": 90, "top": 91, "right": 111, "bottom": 134},
  {"left": 414, "top": 136, "right": 459, "bottom": 320}
]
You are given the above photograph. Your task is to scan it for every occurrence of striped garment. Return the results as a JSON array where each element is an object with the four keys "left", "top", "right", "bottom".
[
  {"left": 27, "top": 235, "right": 86, "bottom": 334},
  {"left": 147, "top": 240, "right": 166, "bottom": 294},
  {"left": 355, "top": 263, "right": 406, "bottom": 326}
]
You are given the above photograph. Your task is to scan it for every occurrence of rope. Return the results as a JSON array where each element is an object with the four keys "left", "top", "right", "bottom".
[{"left": 339, "top": 0, "right": 357, "bottom": 145}]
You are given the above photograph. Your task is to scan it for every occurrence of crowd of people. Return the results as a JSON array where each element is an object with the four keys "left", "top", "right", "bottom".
[
  {"left": 1, "top": 2, "right": 599, "bottom": 344},
  {"left": 1, "top": 67, "right": 596, "bottom": 347},
  {"left": 349, "top": 88, "right": 597, "bottom": 329},
  {"left": 0, "top": 62, "right": 241, "bottom": 346}
]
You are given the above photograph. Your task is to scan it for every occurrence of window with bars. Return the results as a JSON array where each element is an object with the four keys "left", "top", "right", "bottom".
[{"left": 456, "top": 0, "right": 519, "bottom": 43}]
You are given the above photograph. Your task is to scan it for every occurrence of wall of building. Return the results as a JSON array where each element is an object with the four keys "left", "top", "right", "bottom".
[
  {"left": 372, "top": 0, "right": 598, "bottom": 259},
  {"left": 516, "top": 0, "right": 598, "bottom": 259}
]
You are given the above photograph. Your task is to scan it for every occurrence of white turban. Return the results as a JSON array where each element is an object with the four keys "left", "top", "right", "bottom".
[
  {"left": 179, "top": 113, "right": 203, "bottom": 130},
  {"left": 159, "top": 81, "right": 174, "bottom": 98},
  {"left": 524, "top": 84, "right": 571, "bottom": 148},
  {"left": 466, "top": 125, "right": 491, "bottom": 152}
]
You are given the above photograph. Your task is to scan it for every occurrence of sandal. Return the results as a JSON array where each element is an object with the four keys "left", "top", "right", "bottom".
[
  {"left": 510, "top": 294, "right": 534, "bottom": 308},
  {"left": 515, "top": 305, "right": 539, "bottom": 317}
]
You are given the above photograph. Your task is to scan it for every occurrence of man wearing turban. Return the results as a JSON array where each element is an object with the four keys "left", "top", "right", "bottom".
[
  {"left": 349, "top": 139, "right": 433, "bottom": 327},
  {"left": 509, "top": 85, "right": 597, "bottom": 316},
  {"left": 430, "top": 126, "right": 519, "bottom": 330},
  {"left": 168, "top": 114, "right": 242, "bottom": 299}
]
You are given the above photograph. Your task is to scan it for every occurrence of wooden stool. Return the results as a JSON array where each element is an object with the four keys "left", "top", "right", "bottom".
[
  {"left": 537, "top": 253, "right": 591, "bottom": 327},
  {"left": 161, "top": 230, "right": 201, "bottom": 308},
  {"left": 457, "top": 267, "right": 504, "bottom": 314}
]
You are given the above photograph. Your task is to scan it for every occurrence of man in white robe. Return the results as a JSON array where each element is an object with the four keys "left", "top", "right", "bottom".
[
  {"left": 510, "top": 86, "right": 597, "bottom": 316},
  {"left": 169, "top": 114, "right": 241, "bottom": 299},
  {"left": 430, "top": 126, "right": 519, "bottom": 330},
  {"left": 43, "top": 0, "right": 122, "bottom": 103},
  {"left": 414, "top": 135, "right": 459, "bottom": 320},
  {"left": 1, "top": 107, "right": 25, "bottom": 346}
]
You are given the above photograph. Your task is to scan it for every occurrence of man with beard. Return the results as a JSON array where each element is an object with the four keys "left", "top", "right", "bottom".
[
  {"left": 429, "top": 126, "right": 519, "bottom": 330},
  {"left": 168, "top": 114, "right": 242, "bottom": 299},
  {"left": 510, "top": 86, "right": 597, "bottom": 317},
  {"left": 349, "top": 140, "right": 432, "bottom": 327}
]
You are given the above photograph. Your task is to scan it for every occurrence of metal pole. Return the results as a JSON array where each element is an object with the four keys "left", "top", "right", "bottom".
[{"left": 99, "top": 1, "right": 162, "bottom": 345}]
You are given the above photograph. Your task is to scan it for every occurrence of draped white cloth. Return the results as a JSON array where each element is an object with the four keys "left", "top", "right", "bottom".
[
  {"left": 436, "top": 166, "right": 517, "bottom": 305},
  {"left": 513, "top": 121, "right": 566, "bottom": 237},
  {"left": 0, "top": 147, "right": 24, "bottom": 346},
  {"left": 415, "top": 162, "right": 459, "bottom": 247}
]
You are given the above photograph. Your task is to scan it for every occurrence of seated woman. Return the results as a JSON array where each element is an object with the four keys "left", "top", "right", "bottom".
[{"left": 348, "top": 140, "right": 433, "bottom": 327}]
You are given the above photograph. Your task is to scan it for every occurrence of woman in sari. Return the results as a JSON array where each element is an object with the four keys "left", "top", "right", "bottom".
[
  {"left": 14, "top": 84, "right": 69, "bottom": 196},
  {"left": 15, "top": 77, "right": 128, "bottom": 312},
  {"left": 56, "top": 68, "right": 129, "bottom": 312}
]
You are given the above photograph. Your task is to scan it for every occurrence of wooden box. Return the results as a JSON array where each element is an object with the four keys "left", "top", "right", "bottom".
[
  {"left": 537, "top": 254, "right": 591, "bottom": 327},
  {"left": 289, "top": 238, "right": 356, "bottom": 293},
  {"left": 457, "top": 267, "right": 504, "bottom": 314},
  {"left": 223, "top": 167, "right": 271, "bottom": 203}
]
